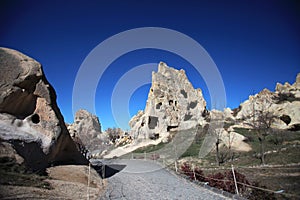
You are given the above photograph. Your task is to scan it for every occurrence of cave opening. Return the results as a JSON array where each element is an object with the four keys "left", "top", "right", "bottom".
[
  {"left": 148, "top": 116, "right": 158, "bottom": 129},
  {"left": 31, "top": 113, "right": 40, "bottom": 124},
  {"left": 167, "top": 125, "right": 178, "bottom": 132}
]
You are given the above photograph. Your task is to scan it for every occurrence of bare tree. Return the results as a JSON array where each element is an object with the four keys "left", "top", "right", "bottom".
[
  {"left": 246, "top": 92, "right": 276, "bottom": 165},
  {"left": 227, "top": 130, "right": 236, "bottom": 162},
  {"left": 215, "top": 127, "right": 222, "bottom": 166},
  {"left": 214, "top": 129, "right": 237, "bottom": 165},
  {"left": 208, "top": 115, "right": 225, "bottom": 166}
]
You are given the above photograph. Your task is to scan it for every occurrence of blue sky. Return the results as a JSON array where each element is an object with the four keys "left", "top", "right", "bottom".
[{"left": 1, "top": 0, "right": 299, "bottom": 130}]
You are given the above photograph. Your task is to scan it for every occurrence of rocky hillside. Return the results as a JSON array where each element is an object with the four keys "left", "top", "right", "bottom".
[
  {"left": 104, "top": 62, "right": 299, "bottom": 159},
  {"left": 199, "top": 73, "right": 300, "bottom": 155},
  {"left": 0, "top": 47, "right": 88, "bottom": 171},
  {"left": 129, "top": 62, "right": 208, "bottom": 142},
  {"left": 232, "top": 73, "right": 300, "bottom": 130}
]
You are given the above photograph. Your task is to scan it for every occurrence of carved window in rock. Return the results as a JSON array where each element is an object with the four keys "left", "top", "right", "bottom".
[
  {"left": 148, "top": 116, "right": 158, "bottom": 129},
  {"left": 187, "top": 101, "right": 198, "bottom": 110},
  {"left": 180, "top": 89, "right": 188, "bottom": 98},
  {"left": 184, "top": 113, "right": 193, "bottom": 121},
  {"left": 167, "top": 125, "right": 178, "bottom": 132},
  {"left": 156, "top": 102, "right": 162, "bottom": 109}
]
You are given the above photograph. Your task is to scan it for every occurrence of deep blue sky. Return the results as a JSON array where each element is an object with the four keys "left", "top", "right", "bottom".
[{"left": 1, "top": 0, "right": 299, "bottom": 130}]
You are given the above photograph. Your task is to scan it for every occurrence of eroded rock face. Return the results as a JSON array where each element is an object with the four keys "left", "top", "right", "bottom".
[
  {"left": 234, "top": 73, "right": 300, "bottom": 130},
  {"left": 0, "top": 47, "right": 88, "bottom": 170},
  {"left": 68, "top": 109, "right": 102, "bottom": 138},
  {"left": 129, "top": 62, "right": 207, "bottom": 141},
  {"left": 68, "top": 109, "right": 109, "bottom": 154},
  {"left": 275, "top": 73, "right": 300, "bottom": 98}
]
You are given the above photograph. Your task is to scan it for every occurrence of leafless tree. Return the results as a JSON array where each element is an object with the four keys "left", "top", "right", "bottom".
[
  {"left": 208, "top": 115, "right": 225, "bottom": 166},
  {"left": 227, "top": 130, "right": 236, "bottom": 162},
  {"left": 215, "top": 127, "right": 223, "bottom": 166},
  {"left": 245, "top": 94, "right": 276, "bottom": 165},
  {"left": 214, "top": 129, "right": 238, "bottom": 165}
]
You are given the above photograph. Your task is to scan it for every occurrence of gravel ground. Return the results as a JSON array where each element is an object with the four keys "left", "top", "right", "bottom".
[{"left": 99, "top": 159, "right": 229, "bottom": 200}]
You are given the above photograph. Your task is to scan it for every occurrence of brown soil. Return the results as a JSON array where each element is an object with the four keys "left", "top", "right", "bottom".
[{"left": 0, "top": 165, "right": 106, "bottom": 200}]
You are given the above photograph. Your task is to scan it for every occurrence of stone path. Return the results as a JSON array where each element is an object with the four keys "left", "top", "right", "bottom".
[{"left": 99, "top": 159, "right": 229, "bottom": 200}]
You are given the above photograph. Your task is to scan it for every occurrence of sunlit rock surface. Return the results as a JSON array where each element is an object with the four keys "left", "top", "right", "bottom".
[
  {"left": 234, "top": 73, "right": 300, "bottom": 130},
  {"left": 68, "top": 109, "right": 109, "bottom": 154},
  {"left": 129, "top": 62, "right": 208, "bottom": 141},
  {"left": 0, "top": 47, "right": 88, "bottom": 170}
]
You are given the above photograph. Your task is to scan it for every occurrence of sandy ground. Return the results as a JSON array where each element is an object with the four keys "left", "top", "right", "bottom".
[{"left": 0, "top": 165, "right": 106, "bottom": 200}]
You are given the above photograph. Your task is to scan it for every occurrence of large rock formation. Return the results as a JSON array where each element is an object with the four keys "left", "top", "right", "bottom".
[
  {"left": 129, "top": 62, "right": 208, "bottom": 141},
  {"left": 68, "top": 109, "right": 109, "bottom": 154},
  {"left": 0, "top": 47, "right": 88, "bottom": 171},
  {"left": 234, "top": 73, "right": 300, "bottom": 130}
]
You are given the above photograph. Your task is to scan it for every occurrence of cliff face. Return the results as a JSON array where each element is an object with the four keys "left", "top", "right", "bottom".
[
  {"left": 0, "top": 47, "right": 88, "bottom": 171},
  {"left": 129, "top": 62, "right": 208, "bottom": 141}
]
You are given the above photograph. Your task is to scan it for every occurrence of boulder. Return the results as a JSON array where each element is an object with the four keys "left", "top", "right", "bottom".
[
  {"left": 129, "top": 62, "right": 207, "bottom": 141},
  {"left": 0, "top": 47, "right": 88, "bottom": 171}
]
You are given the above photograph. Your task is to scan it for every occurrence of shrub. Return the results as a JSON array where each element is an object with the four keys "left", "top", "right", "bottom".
[
  {"left": 206, "top": 170, "right": 250, "bottom": 194},
  {"left": 180, "top": 162, "right": 205, "bottom": 181},
  {"left": 180, "top": 163, "right": 278, "bottom": 199},
  {"left": 206, "top": 172, "right": 226, "bottom": 190},
  {"left": 194, "top": 167, "right": 206, "bottom": 182},
  {"left": 225, "top": 170, "right": 249, "bottom": 193},
  {"left": 180, "top": 162, "right": 193, "bottom": 179}
]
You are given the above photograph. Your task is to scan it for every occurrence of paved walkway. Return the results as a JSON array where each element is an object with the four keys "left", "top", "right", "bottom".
[{"left": 99, "top": 159, "right": 229, "bottom": 200}]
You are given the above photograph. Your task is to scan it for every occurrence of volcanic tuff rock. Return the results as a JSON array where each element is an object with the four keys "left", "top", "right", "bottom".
[
  {"left": 275, "top": 73, "right": 300, "bottom": 98},
  {"left": 68, "top": 109, "right": 109, "bottom": 153},
  {"left": 234, "top": 73, "right": 300, "bottom": 130},
  {"left": 209, "top": 110, "right": 251, "bottom": 152},
  {"left": 129, "top": 62, "right": 208, "bottom": 141},
  {"left": 0, "top": 47, "right": 88, "bottom": 170}
]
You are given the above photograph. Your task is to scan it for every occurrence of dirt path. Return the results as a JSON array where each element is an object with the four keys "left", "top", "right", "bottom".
[{"left": 99, "top": 159, "right": 229, "bottom": 200}]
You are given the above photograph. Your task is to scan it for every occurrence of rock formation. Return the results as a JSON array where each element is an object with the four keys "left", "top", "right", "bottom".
[
  {"left": 129, "top": 62, "right": 208, "bottom": 142},
  {"left": 68, "top": 109, "right": 109, "bottom": 154},
  {"left": 234, "top": 73, "right": 300, "bottom": 130},
  {"left": 208, "top": 110, "right": 251, "bottom": 152},
  {"left": 0, "top": 47, "right": 88, "bottom": 171},
  {"left": 275, "top": 73, "right": 300, "bottom": 98}
]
